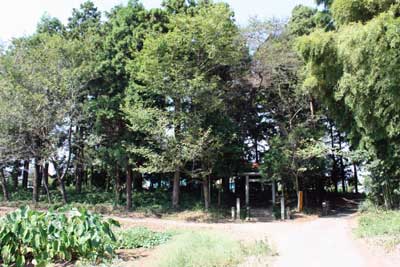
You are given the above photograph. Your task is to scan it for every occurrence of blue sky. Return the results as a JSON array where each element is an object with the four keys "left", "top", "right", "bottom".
[{"left": 0, "top": 0, "right": 316, "bottom": 42}]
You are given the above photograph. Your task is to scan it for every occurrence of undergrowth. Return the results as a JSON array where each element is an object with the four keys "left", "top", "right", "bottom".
[
  {"left": 356, "top": 204, "right": 400, "bottom": 250},
  {"left": 0, "top": 188, "right": 228, "bottom": 220},
  {"left": 156, "top": 231, "right": 270, "bottom": 267},
  {"left": 117, "top": 227, "right": 173, "bottom": 249}
]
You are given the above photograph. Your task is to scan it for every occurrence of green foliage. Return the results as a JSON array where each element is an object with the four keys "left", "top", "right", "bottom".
[
  {"left": 288, "top": 5, "right": 317, "bottom": 36},
  {"left": 123, "top": 1, "right": 246, "bottom": 181},
  {"left": 331, "top": 0, "right": 397, "bottom": 26},
  {"left": 261, "top": 137, "right": 291, "bottom": 183},
  {"left": 0, "top": 188, "right": 216, "bottom": 216},
  {"left": 356, "top": 210, "right": 400, "bottom": 250},
  {"left": 315, "top": 0, "right": 333, "bottom": 8},
  {"left": 297, "top": 0, "right": 400, "bottom": 207},
  {"left": 117, "top": 227, "right": 172, "bottom": 249},
  {"left": 2, "top": 0, "right": 399, "bottom": 214},
  {"left": 0, "top": 206, "right": 119, "bottom": 267},
  {"left": 358, "top": 199, "right": 378, "bottom": 213},
  {"left": 157, "top": 231, "right": 269, "bottom": 267}
]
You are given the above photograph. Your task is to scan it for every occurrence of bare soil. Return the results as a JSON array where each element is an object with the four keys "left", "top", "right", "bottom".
[{"left": 1, "top": 203, "right": 399, "bottom": 267}]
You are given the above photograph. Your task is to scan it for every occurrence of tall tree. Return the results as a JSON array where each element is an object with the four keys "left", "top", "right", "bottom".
[
  {"left": 1, "top": 34, "right": 96, "bottom": 203},
  {"left": 297, "top": 0, "right": 400, "bottom": 207},
  {"left": 124, "top": 1, "right": 245, "bottom": 208}
]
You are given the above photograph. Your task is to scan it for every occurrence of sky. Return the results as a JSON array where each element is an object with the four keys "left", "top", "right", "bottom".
[{"left": 0, "top": 0, "right": 316, "bottom": 42}]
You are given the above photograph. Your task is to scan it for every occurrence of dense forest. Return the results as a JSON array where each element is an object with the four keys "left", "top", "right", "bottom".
[{"left": 0, "top": 0, "right": 399, "bottom": 211}]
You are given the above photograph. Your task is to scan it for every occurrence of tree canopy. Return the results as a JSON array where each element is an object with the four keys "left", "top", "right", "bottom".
[{"left": 0, "top": 0, "right": 399, "bottom": 211}]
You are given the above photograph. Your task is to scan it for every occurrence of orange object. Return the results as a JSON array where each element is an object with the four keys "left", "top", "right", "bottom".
[{"left": 298, "top": 191, "right": 304, "bottom": 212}]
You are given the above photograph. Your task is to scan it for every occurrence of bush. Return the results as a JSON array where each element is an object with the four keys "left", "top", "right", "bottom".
[
  {"left": 157, "top": 231, "right": 269, "bottom": 267},
  {"left": 358, "top": 199, "right": 377, "bottom": 213},
  {"left": 356, "top": 210, "right": 400, "bottom": 250},
  {"left": 0, "top": 206, "right": 119, "bottom": 267},
  {"left": 117, "top": 227, "right": 172, "bottom": 249}
]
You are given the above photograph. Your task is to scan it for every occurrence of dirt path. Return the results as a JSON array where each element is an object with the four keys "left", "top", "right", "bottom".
[
  {"left": 1, "top": 206, "right": 397, "bottom": 267},
  {"left": 262, "top": 214, "right": 377, "bottom": 267},
  {"left": 113, "top": 212, "right": 397, "bottom": 267}
]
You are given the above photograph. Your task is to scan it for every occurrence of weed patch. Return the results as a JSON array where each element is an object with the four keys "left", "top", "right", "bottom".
[
  {"left": 156, "top": 231, "right": 270, "bottom": 267},
  {"left": 117, "top": 227, "right": 173, "bottom": 249},
  {"left": 356, "top": 210, "right": 400, "bottom": 250}
]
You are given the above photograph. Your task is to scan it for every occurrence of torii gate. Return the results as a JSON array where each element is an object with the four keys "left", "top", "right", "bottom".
[{"left": 237, "top": 171, "right": 276, "bottom": 219}]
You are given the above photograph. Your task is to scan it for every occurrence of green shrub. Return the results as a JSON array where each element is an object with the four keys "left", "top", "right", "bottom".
[
  {"left": 117, "top": 227, "right": 172, "bottom": 249},
  {"left": 358, "top": 199, "right": 377, "bottom": 213},
  {"left": 157, "top": 231, "right": 267, "bottom": 267},
  {"left": 356, "top": 210, "right": 400, "bottom": 249},
  {"left": 0, "top": 206, "right": 119, "bottom": 267}
]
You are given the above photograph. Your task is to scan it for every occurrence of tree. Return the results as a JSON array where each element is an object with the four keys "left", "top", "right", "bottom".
[
  {"left": 124, "top": 1, "right": 245, "bottom": 208},
  {"left": 244, "top": 17, "right": 330, "bottom": 209},
  {"left": 297, "top": 0, "right": 400, "bottom": 207},
  {"left": 86, "top": 0, "right": 166, "bottom": 208},
  {"left": 37, "top": 14, "right": 65, "bottom": 35},
  {"left": 67, "top": 0, "right": 101, "bottom": 39},
  {"left": 1, "top": 34, "right": 96, "bottom": 203}
]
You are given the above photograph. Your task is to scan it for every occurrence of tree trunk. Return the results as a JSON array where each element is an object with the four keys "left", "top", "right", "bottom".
[
  {"left": 309, "top": 97, "right": 315, "bottom": 119},
  {"left": 338, "top": 133, "right": 346, "bottom": 193},
  {"left": 0, "top": 168, "right": 9, "bottom": 201},
  {"left": 295, "top": 174, "right": 301, "bottom": 211},
  {"left": 217, "top": 188, "right": 221, "bottom": 207},
  {"left": 33, "top": 158, "right": 41, "bottom": 203},
  {"left": 172, "top": 96, "right": 182, "bottom": 209},
  {"left": 43, "top": 162, "right": 51, "bottom": 203},
  {"left": 126, "top": 165, "right": 133, "bottom": 210},
  {"left": 134, "top": 172, "right": 143, "bottom": 191},
  {"left": 75, "top": 164, "right": 83, "bottom": 194},
  {"left": 114, "top": 166, "right": 121, "bottom": 207},
  {"left": 353, "top": 163, "right": 358, "bottom": 194},
  {"left": 203, "top": 176, "right": 210, "bottom": 210},
  {"left": 12, "top": 161, "right": 20, "bottom": 189},
  {"left": 43, "top": 162, "right": 49, "bottom": 190},
  {"left": 59, "top": 178, "right": 68, "bottom": 204},
  {"left": 75, "top": 126, "right": 84, "bottom": 193},
  {"left": 22, "top": 160, "right": 29, "bottom": 189},
  {"left": 89, "top": 165, "right": 94, "bottom": 190},
  {"left": 254, "top": 139, "right": 259, "bottom": 163},
  {"left": 54, "top": 122, "right": 73, "bottom": 205},
  {"left": 330, "top": 123, "right": 338, "bottom": 193},
  {"left": 222, "top": 177, "right": 230, "bottom": 204},
  {"left": 172, "top": 167, "right": 180, "bottom": 209}
]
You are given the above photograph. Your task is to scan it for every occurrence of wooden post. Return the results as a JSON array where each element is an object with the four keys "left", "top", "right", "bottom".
[
  {"left": 236, "top": 197, "right": 241, "bottom": 220},
  {"left": 281, "top": 196, "right": 285, "bottom": 220},
  {"left": 298, "top": 191, "right": 304, "bottom": 212},
  {"left": 353, "top": 163, "right": 358, "bottom": 194},
  {"left": 245, "top": 175, "right": 250, "bottom": 220},
  {"left": 272, "top": 181, "right": 276, "bottom": 205}
]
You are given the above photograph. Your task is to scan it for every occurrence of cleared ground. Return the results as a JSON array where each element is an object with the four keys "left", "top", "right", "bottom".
[
  {"left": 113, "top": 211, "right": 399, "bottom": 267},
  {"left": 1, "top": 205, "right": 398, "bottom": 267}
]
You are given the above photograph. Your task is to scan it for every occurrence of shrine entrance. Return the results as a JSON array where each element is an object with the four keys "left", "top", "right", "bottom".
[{"left": 234, "top": 172, "right": 276, "bottom": 220}]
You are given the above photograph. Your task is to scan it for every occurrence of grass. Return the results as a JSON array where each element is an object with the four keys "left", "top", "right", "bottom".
[
  {"left": 74, "top": 230, "right": 270, "bottom": 267},
  {"left": 356, "top": 208, "right": 400, "bottom": 250},
  {"left": 117, "top": 227, "right": 173, "bottom": 249},
  {"left": 156, "top": 231, "right": 270, "bottom": 267}
]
